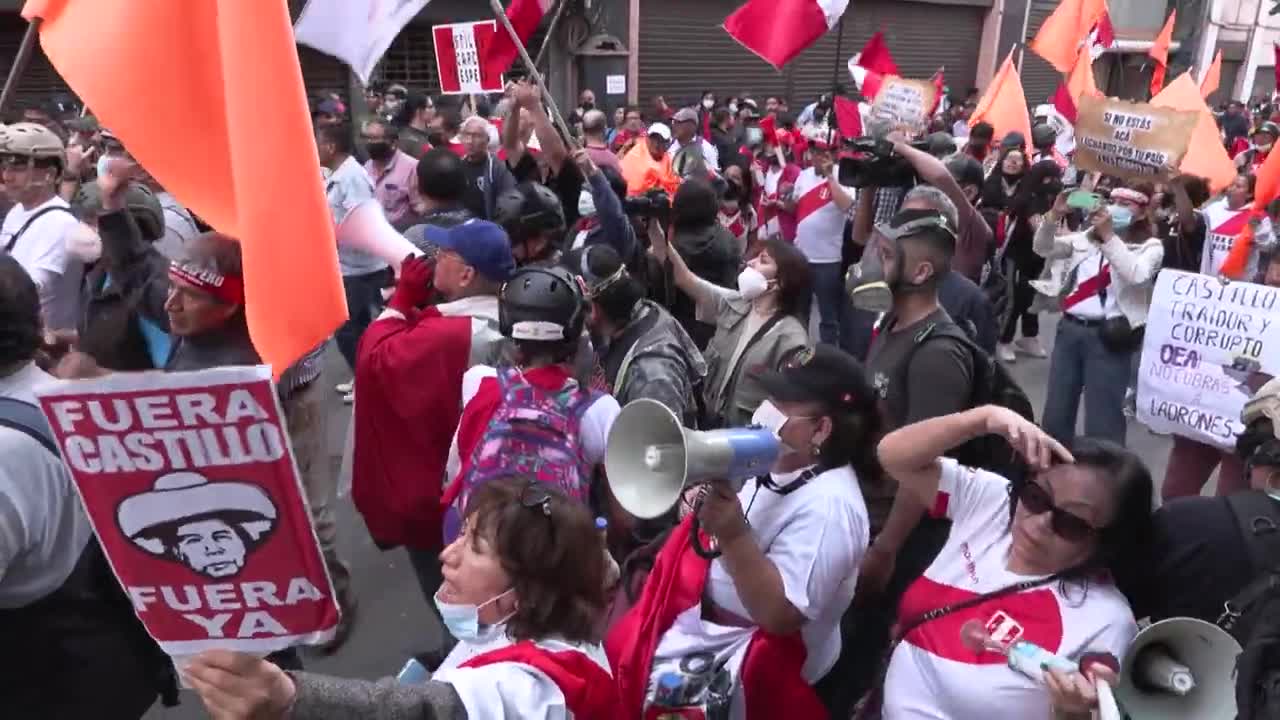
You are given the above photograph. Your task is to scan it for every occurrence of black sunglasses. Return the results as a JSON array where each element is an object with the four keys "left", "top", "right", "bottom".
[
  {"left": 520, "top": 482, "right": 553, "bottom": 517},
  {"left": 1012, "top": 481, "right": 1098, "bottom": 542}
]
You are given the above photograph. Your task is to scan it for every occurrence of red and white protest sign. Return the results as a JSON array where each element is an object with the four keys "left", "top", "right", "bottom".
[
  {"left": 434, "top": 20, "right": 504, "bottom": 95},
  {"left": 34, "top": 366, "right": 339, "bottom": 660}
]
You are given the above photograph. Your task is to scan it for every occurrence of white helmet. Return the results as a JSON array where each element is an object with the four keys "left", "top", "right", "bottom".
[{"left": 0, "top": 122, "right": 65, "bottom": 167}]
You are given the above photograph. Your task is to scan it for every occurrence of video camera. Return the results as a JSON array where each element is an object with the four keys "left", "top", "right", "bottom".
[
  {"left": 838, "top": 136, "right": 928, "bottom": 189},
  {"left": 623, "top": 188, "right": 672, "bottom": 226}
]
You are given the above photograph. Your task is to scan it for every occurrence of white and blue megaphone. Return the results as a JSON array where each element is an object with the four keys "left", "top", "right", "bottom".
[{"left": 605, "top": 399, "right": 780, "bottom": 519}]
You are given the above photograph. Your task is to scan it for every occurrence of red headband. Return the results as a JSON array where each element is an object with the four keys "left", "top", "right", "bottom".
[{"left": 169, "top": 262, "right": 245, "bottom": 305}]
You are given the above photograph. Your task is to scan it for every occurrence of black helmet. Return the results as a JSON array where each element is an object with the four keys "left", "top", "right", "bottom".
[
  {"left": 499, "top": 266, "right": 586, "bottom": 344},
  {"left": 494, "top": 182, "right": 565, "bottom": 243},
  {"left": 73, "top": 181, "right": 165, "bottom": 242},
  {"left": 1031, "top": 122, "right": 1057, "bottom": 151},
  {"left": 1254, "top": 121, "right": 1280, "bottom": 140}
]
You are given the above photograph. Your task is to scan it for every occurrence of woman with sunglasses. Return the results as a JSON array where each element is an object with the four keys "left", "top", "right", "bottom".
[
  {"left": 182, "top": 477, "right": 620, "bottom": 719},
  {"left": 873, "top": 405, "right": 1153, "bottom": 720},
  {"left": 607, "top": 344, "right": 879, "bottom": 717}
]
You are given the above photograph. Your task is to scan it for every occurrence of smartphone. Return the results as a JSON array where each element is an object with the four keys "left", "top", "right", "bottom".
[{"left": 1067, "top": 190, "right": 1102, "bottom": 211}]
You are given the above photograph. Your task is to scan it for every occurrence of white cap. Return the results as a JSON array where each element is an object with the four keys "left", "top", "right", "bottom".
[{"left": 647, "top": 123, "right": 672, "bottom": 141}]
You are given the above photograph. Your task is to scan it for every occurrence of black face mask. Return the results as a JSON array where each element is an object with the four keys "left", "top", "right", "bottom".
[
  {"left": 366, "top": 142, "right": 394, "bottom": 162},
  {"left": 581, "top": 101, "right": 595, "bottom": 112},
  {"left": 427, "top": 130, "right": 447, "bottom": 147}
]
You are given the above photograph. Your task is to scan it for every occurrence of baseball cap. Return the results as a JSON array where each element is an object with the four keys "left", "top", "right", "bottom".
[
  {"left": 647, "top": 123, "right": 672, "bottom": 141},
  {"left": 753, "top": 344, "right": 874, "bottom": 410},
  {"left": 672, "top": 107, "right": 699, "bottom": 124},
  {"left": 433, "top": 219, "right": 516, "bottom": 283},
  {"left": 315, "top": 98, "right": 345, "bottom": 117}
]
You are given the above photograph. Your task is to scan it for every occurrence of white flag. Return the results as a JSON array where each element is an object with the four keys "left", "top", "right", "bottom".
[{"left": 294, "top": 0, "right": 431, "bottom": 86}]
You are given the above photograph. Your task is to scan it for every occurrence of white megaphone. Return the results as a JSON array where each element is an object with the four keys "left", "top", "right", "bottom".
[
  {"left": 336, "top": 199, "right": 424, "bottom": 272},
  {"left": 604, "top": 399, "right": 780, "bottom": 519},
  {"left": 1114, "top": 617, "right": 1241, "bottom": 720}
]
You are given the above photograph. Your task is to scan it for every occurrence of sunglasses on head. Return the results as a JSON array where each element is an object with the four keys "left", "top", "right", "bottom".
[
  {"left": 520, "top": 482, "right": 553, "bottom": 517},
  {"left": 1012, "top": 480, "right": 1098, "bottom": 542}
]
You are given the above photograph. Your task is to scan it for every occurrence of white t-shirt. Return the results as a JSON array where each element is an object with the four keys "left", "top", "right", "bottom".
[
  {"left": 705, "top": 464, "right": 870, "bottom": 681},
  {"left": 882, "top": 459, "right": 1136, "bottom": 720},
  {"left": 445, "top": 365, "right": 622, "bottom": 483},
  {"left": 1, "top": 196, "right": 82, "bottom": 330},
  {"left": 1201, "top": 197, "right": 1273, "bottom": 276},
  {"left": 792, "top": 168, "right": 854, "bottom": 264}
]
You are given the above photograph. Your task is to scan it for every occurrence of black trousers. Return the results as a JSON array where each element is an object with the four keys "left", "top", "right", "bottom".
[{"left": 1000, "top": 254, "right": 1044, "bottom": 344}]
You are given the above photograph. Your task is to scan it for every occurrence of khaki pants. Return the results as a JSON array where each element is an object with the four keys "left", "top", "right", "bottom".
[{"left": 283, "top": 378, "right": 352, "bottom": 605}]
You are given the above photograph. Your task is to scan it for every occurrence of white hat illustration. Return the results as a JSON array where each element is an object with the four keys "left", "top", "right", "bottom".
[{"left": 117, "top": 471, "right": 277, "bottom": 557}]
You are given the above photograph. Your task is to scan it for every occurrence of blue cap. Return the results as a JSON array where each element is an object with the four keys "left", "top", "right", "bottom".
[{"left": 435, "top": 220, "right": 516, "bottom": 283}]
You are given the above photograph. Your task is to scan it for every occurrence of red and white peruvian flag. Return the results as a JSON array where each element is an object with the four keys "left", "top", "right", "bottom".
[
  {"left": 294, "top": 0, "right": 432, "bottom": 86},
  {"left": 1088, "top": 11, "right": 1116, "bottom": 61},
  {"left": 847, "top": 31, "right": 899, "bottom": 101},
  {"left": 434, "top": 21, "right": 505, "bottom": 94},
  {"left": 724, "top": 0, "right": 849, "bottom": 70},
  {"left": 482, "top": 0, "right": 552, "bottom": 75}
]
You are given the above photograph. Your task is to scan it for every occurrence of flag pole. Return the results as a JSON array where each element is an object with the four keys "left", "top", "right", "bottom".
[
  {"left": 829, "top": 17, "right": 846, "bottom": 145},
  {"left": 0, "top": 19, "right": 42, "bottom": 117},
  {"left": 1016, "top": 0, "right": 1033, "bottom": 73},
  {"left": 532, "top": 0, "right": 569, "bottom": 70},
  {"left": 488, "top": 0, "right": 576, "bottom": 145}
]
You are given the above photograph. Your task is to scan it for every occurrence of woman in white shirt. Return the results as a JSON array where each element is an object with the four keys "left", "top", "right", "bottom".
[
  {"left": 606, "top": 343, "right": 878, "bottom": 717},
  {"left": 875, "top": 405, "right": 1155, "bottom": 720},
  {"left": 184, "top": 477, "right": 620, "bottom": 719}
]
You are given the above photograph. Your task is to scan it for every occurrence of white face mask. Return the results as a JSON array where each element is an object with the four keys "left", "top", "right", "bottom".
[
  {"left": 751, "top": 399, "right": 790, "bottom": 435},
  {"left": 737, "top": 266, "right": 770, "bottom": 300},
  {"left": 702, "top": 99, "right": 715, "bottom": 110},
  {"left": 433, "top": 588, "right": 515, "bottom": 644},
  {"left": 578, "top": 189, "right": 596, "bottom": 218}
]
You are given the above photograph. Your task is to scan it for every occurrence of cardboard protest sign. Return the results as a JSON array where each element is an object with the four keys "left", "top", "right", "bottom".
[
  {"left": 872, "top": 76, "right": 938, "bottom": 132},
  {"left": 1137, "top": 270, "right": 1279, "bottom": 450},
  {"left": 434, "top": 20, "right": 504, "bottom": 95},
  {"left": 33, "top": 366, "right": 339, "bottom": 660},
  {"left": 1074, "top": 96, "right": 1198, "bottom": 180}
]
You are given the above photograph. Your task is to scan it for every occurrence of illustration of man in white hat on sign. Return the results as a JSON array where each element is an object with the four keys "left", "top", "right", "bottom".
[{"left": 117, "top": 472, "right": 278, "bottom": 579}]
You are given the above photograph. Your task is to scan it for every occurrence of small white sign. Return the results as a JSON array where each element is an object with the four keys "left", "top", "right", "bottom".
[{"left": 606, "top": 74, "right": 626, "bottom": 95}]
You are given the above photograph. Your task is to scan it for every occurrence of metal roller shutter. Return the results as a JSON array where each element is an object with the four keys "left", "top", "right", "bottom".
[
  {"left": 639, "top": 0, "right": 989, "bottom": 111},
  {"left": 1019, "top": 0, "right": 1065, "bottom": 107},
  {"left": 0, "top": 14, "right": 70, "bottom": 108}
]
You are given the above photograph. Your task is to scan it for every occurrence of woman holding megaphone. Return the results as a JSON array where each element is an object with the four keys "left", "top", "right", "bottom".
[
  {"left": 870, "top": 405, "right": 1154, "bottom": 719},
  {"left": 605, "top": 344, "right": 883, "bottom": 718}
]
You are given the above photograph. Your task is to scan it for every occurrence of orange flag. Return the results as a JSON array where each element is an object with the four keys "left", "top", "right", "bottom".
[
  {"left": 1219, "top": 133, "right": 1280, "bottom": 278},
  {"left": 1200, "top": 50, "right": 1223, "bottom": 99},
  {"left": 1149, "top": 10, "right": 1176, "bottom": 97},
  {"left": 970, "top": 52, "right": 1033, "bottom": 149},
  {"left": 1150, "top": 72, "right": 1237, "bottom": 193},
  {"left": 1029, "top": 0, "right": 1109, "bottom": 73},
  {"left": 22, "top": 0, "right": 345, "bottom": 377},
  {"left": 1066, "top": 47, "right": 1102, "bottom": 104}
]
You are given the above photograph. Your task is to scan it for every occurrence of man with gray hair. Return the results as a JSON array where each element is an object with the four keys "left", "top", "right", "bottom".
[
  {"left": 458, "top": 115, "right": 515, "bottom": 220},
  {"left": 581, "top": 109, "right": 622, "bottom": 175}
]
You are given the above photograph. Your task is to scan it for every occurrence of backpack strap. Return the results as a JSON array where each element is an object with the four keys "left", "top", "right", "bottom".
[
  {"left": 0, "top": 397, "right": 57, "bottom": 456},
  {"left": 1225, "top": 491, "right": 1280, "bottom": 578},
  {"left": 4, "top": 206, "right": 75, "bottom": 254},
  {"left": 897, "top": 321, "right": 983, "bottom": 415}
]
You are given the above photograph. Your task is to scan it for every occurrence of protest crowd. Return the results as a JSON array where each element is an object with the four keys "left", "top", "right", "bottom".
[{"left": 4, "top": 0, "right": 1280, "bottom": 719}]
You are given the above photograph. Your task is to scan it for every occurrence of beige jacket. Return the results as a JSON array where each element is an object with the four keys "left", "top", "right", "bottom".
[{"left": 1030, "top": 218, "right": 1164, "bottom": 327}]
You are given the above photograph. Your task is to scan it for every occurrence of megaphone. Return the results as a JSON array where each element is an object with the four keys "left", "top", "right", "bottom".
[
  {"left": 1115, "top": 617, "right": 1241, "bottom": 720},
  {"left": 336, "top": 199, "right": 424, "bottom": 271},
  {"left": 604, "top": 399, "right": 780, "bottom": 519}
]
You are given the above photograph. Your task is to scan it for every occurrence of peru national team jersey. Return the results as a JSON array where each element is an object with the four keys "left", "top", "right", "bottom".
[
  {"left": 882, "top": 459, "right": 1136, "bottom": 720},
  {"left": 1201, "top": 197, "right": 1272, "bottom": 276},
  {"left": 793, "top": 167, "right": 854, "bottom": 264}
]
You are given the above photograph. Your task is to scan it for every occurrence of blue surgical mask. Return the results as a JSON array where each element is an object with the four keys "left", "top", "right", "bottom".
[
  {"left": 578, "top": 189, "right": 596, "bottom": 218},
  {"left": 1106, "top": 204, "right": 1134, "bottom": 231},
  {"left": 433, "top": 588, "right": 514, "bottom": 643}
]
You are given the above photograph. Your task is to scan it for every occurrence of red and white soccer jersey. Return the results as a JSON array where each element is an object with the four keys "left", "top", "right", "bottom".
[
  {"left": 792, "top": 167, "right": 855, "bottom": 264},
  {"left": 882, "top": 459, "right": 1136, "bottom": 720},
  {"left": 760, "top": 163, "right": 800, "bottom": 242},
  {"left": 1201, "top": 197, "right": 1273, "bottom": 276}
]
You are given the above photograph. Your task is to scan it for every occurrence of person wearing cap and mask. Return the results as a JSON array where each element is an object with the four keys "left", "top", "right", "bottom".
[
  {"left": 621, "top": 122, "right": 681, "bottom": 198},
  {"left": 606, "top": 344, "right": 878, "bottom": 718},
  {"left": 1033, "top": 184, "right": 1164, "bottom": 447},
  {"left": 758, "top": 130, "right": 803, "bottom": 243},
  {"left": 669, "top": 107, "right": 720, "bottom": 177},
  {"left": 1237, "top": 121, "right": 1278, "bottom": 173}
]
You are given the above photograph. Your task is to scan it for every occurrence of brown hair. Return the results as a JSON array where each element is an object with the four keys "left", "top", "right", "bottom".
[{"left": 465, "top": 477, "right": 607, "bottom": 644}]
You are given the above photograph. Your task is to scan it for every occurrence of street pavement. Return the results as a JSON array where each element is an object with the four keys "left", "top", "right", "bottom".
[{"left": 143, "top": 314, "right": 1180, "bottom": 718}]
